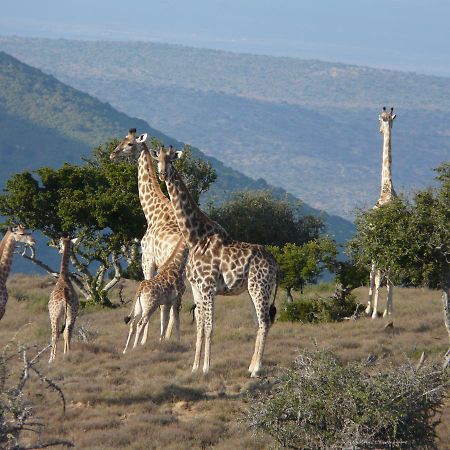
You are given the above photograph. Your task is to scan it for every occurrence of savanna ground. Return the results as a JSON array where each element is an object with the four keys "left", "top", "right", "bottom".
[{"left": 1, "top": 274, "right": 449, "bottom": 449}]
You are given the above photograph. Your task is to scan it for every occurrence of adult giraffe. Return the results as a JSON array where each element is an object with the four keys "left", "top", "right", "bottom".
[
  {"left": 366, "top": 107, "right": 397, "bottom": 319},
  {"left": 110, "top": 129, "right": 184, "bottom": 345},
  {"left": 152, "top": 145, "right": 279, "bottom": 377}
]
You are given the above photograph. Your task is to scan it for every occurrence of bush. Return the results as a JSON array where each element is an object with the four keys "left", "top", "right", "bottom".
[
  {"left": 246, "top": 349, "right": 450, "bottom": 449},
  {"left": 278, "top": 294, "right": 360, "bottom": 323}
]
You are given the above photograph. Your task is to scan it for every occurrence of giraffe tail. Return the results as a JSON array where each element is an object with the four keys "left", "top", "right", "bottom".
[
  {"left": 269, "top": 267, "right": 281, "bottom": 325},
  {"left": 189, "top": 303, "right": 196, "bottom": 324}
]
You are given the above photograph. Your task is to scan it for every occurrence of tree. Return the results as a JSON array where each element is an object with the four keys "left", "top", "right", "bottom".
[
  {"left": 268, "top": 238, "right": 337, "bottom": 302},
  {"left": 207, "top": 190, "right": 324, "bottom": 247},
  {"left": 349, "top": 162, "right": 450, "bottom": 365},
  {"left": 0, "top": 139, "right": 216, "bottom": 307}
]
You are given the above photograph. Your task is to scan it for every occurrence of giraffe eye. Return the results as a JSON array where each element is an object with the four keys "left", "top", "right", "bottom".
[{"left": 127, "top": 143, "right": 133, "bottom": 147}]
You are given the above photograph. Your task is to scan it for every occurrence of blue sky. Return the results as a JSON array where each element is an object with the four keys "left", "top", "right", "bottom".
[{"left": 1, "top": 0, "right": 449, "bottom": 76}]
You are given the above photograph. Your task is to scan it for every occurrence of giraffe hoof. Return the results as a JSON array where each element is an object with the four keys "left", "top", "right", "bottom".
[{"left": 250, "top": 371, "right": 260, "bottom": 378}]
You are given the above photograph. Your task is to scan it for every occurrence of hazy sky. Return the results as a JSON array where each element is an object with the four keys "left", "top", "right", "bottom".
[{"left": 1, "top": 0, "right": 449, "bottom": 76}]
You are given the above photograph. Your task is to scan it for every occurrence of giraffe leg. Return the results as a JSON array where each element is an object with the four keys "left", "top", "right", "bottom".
[
  {"left": 366, "top": 262, "right": 376, "bottom": 315},
  {"left": 165, "top": 306, "right": 176, "bottom": 339},
  {"left": 123, "top": 296, "right": 142, "bottom": 354},
  {"left": 191, "top": 284, "right": 204, "bottom": 372},
  {"left": 384, "top": 278, "right": 394, "bottom": 318},
  {"left": 202, "top": 296, "right": 215, "bottom": 375},
  {"left": 141, "top": 321, "right": 150, "bottom": 346},
  {"left": 372, "top": 269, "right": 382, "bottom": 319},
  {"left": 160, "top": 304, "right": 171, "bottom": 341},
  {"left": 49, "top": 319, "right": 59, "bottom": 363},
  {"left": 135, "top": 303, "right": 159, "bottom": 348},
  {"left": 172, "top": 300, "right": 181, "bottom": 341}
]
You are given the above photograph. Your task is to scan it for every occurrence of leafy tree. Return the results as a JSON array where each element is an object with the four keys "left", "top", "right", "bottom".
[
  {"left": 268, "top": 237, "right": 337, "bottom": 302},
  {"left": 0, "top": 139, "right": 216, "bottom": 306},
  {"left": 207, "top": 190, "right": 324, "bottom": 247},
  {"left": 349, "top": 162, "right": 450, "bottom": 365}
]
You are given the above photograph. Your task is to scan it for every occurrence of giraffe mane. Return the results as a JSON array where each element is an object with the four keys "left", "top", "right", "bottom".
[{"left": 0, "top": 231, "right": 12, "bottom": 261}]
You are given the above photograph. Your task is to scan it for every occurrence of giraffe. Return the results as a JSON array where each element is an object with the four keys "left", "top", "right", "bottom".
[
  {"left": 110, "top": 129, "right": 184, "bottom": 344},
  {"left": 48, "top": 236, "right": 79, "bottom": 363},
  {"left": 0, "top": 226, "right": 35, "bottom": 321},
  {"left": 366, "top": 107, "right": 397, "bottom": 319},
  {"left": 152, "top": 145, "right": 279, "bottom": 378},
  {"left": 123, "top": 237, "right": 188, "bottom": 352}
]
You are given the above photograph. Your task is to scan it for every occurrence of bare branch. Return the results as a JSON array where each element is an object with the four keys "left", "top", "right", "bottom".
[{"left": 20, "top": 254, "right": 58, "bottom": 278}]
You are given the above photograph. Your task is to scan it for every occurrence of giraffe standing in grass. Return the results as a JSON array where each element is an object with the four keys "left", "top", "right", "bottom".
[
  {"left": 153, "top": 146, "right": 279, "bottom": 377},
  {"left": 48, "top": 236, "right": 79, "bottom": 363},
  {"left": 0, "top": 226, "right": 35, "bottom": 321},
  {"left": 110, "top": 129, "right": 185, "bottom": 347},
  {"left": 366, "top": 107, "right": 397, "bottom": 319},
  {"left": 123, "top": 237, "right": 188, "bottom": 351}
]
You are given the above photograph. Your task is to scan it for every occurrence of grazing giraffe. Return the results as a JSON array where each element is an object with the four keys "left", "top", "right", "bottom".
[
  {"left": 152, "top": 145, "right": 279, "bottom": 377},
  {"left": 123, "top": 237, "right": 188, "bottom": 352},
  {"left": 48, "top": 236, "right": 79, "bottom": 363},
  {"left": 366, "top": 107, "right": 397, "bottom": 319},
  {"left": 0, "top": 226, "right": 35, "bottom": 321},
  {"left": 110, "top": 129, "right": 184, "bottom": 345}
]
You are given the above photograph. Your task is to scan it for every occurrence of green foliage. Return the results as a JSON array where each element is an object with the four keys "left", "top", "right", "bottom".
[
  {"left": 0, "top": 140, "right": 216, "bottom": 305},
  {"left": 349, "top": 162, "right": 450, "bottom": 289},
  {"left": 246, "top": 349, "right": 450, "bottom": 449},
  {"left": 208, "top": 190, "right": 324, "bottom": 246},
  {"left": 268, "top": 238, "right": 337, "bottom": 298},
  {"left": 278, "top": 294, "right": 358, "bottom": 323}
]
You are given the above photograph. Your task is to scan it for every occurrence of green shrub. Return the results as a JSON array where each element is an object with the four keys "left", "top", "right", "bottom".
[
  {"left": 278, "top": 294, "right": 359, "bottom": 323},
  {"left": 246, "top": 349, "right": 450, "bottom": 449}
]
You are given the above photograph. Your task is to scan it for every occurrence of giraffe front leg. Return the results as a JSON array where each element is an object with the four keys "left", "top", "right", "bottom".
[
  {"left": 160, "top": 304, "right": 171, "bottom": 341},
  {"left": 133, "top": 317, "right": 147, "bottom": 348},
  {"left": 372, "top": 270, "right": 382, "bottom": 319},
  {"left": 165, "top": 306, "right": 176, "bottom": 339},
  {"left": 366, "top": 262, "right": 376, "bottom": 315},
  {"left": 202, "top": 293, "right": 215, "bottom": 375}
]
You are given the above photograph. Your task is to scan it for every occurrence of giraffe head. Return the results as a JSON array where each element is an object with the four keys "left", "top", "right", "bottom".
[
  {"left": 109, "top": 128, "right": 148, "bottom": 161},
  {"left": 379, "top": 107, "right": 396, "bottom": 134},
  {"left": 11, "top": 225, "right": 35, "bottom": 248},
  {"left": 152, "top": 145, "right": 183, "bottom": 182},
  {"left": 57, "top": 235, "right": 78, "bottom": 254}
]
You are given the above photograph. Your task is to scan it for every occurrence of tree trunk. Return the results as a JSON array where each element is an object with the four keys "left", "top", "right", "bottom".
[{"left": 286, "top": 287, "right": 294, "bottom": 303}]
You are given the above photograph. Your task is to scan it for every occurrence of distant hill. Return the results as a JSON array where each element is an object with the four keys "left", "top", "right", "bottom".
[
  {"left": 1, "top": 36, "right": 448, "bottom": 216},
  {"left": 0, "top": 51, "right": 354, "bottom": 272}
]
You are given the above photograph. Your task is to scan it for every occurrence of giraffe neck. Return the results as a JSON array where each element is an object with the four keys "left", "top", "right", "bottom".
[
  {"left": 137, "top": 143, "right": 174, "bottom": 226},
  {"left": 0, "top": 232, "right": 15, "bottom": 285},
  {"left": 59, "top": 240, "right": 71, "bottom": 281},
  {"left": 378, "top": 126, "right": 396, "bottom": 204},
  {"left": 165, "top": 169, "right": 223, "bottom": 247}
]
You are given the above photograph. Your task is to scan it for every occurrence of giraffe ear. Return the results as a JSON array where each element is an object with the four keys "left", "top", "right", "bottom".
[
  {"left": 136, "top": 133, "right": 148, "bottom": 143},
  {"left": 150, "top": 148, "right": 159, "bottom": 159},
  {"left": 71, "top": 237, "right": 79, "bottom": 245},
  {"left": 173, "top": 151, "right": 183, "bottom": 160}
]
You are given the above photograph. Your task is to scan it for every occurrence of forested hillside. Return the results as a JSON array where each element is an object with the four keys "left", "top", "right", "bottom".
[
  {"left": 0, "top": 51, "right": 353, "bottom": 272},
  {"left": 1, "top": 37, "right": 448, "bottom": 215}
]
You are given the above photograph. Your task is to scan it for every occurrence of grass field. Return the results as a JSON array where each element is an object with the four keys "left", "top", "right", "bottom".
[{"left": 1, "top": 275, "right": 449, "bottom": 449}]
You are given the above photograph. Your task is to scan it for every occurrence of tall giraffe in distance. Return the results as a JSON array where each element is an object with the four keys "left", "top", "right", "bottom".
[
  {"left": 153, "top": 145, "right": 279, "bottom": 378},
  {"left": 0, "top": 226, "right": 35, "bottom": 321},
  {"left": 110, "top": 129, "right": 184, "bottom": 343},
  {"left": 48, "top": 236, "right": 79, "bottom": 363},
  {"left": 366, "top": 107, "right": 397, "bottom": 319}
]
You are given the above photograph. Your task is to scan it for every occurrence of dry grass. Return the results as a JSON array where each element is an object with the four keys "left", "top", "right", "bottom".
[{"left": 1, "top": 275, "right": 449, "bottom": 449}]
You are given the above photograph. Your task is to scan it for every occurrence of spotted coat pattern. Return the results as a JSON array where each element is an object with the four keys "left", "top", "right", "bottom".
[{"left": 155, "top": 147, "right": 280, "bottom": 378}]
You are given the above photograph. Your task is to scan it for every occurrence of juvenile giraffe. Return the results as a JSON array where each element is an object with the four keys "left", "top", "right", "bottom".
[
  {"left": 110, "top": 129, "right": 184, "bottom": 344},
  {"left": 123, "top": 238, "right": 188, "bottom": 352},
  {"left": 48, "top": 236, "right": 79, "bottom": 363},
  {"left": 366, "top": 107, "right": 397, "bottom": 319},
  {"left": 0, "top": 226, "right": 35, "bottom": 321},
  {"left": 152, "top": 146, "right": 279, "bottom": 378}
]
